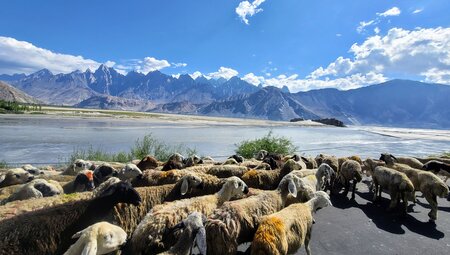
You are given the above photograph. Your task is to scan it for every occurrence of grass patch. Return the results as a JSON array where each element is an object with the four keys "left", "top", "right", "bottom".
[
  {"left": 68, "top": 134, "right": 197, "bottom": 163},
  {"left": 235, "top": 131, "right": 298, "bottom": 159},
  {"left": 0, "top": 160, "right": 8, "bottom": 169}
]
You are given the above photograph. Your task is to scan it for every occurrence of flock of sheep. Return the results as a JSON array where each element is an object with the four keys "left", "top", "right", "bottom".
[{"left": 0, "top": 150, "right": 449, "bottom": 255}]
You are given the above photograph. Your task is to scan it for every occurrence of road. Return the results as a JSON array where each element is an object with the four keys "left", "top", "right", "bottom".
[{"left": 309, "top": 180, "right": 450, "bottom": 255}]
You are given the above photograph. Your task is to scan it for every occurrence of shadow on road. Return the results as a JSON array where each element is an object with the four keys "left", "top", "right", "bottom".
[{"left": 330, "top": 190, "right": 445, "bottom": 240}]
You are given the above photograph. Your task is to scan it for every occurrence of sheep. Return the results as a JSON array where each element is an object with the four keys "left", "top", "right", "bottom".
[
  {"left": 0, "top": 168, "right": 34, "bottom": 188},
  {"left": 118, "top": 163, "right": 143, "bottom": 182},
  {"left": 93, "top": 163, "right": 118, "bottom": 186},
  {"left": 157, "top": 212, "right": 207, "bottom": 255},
  {"left": 338, "top": 156, "right": 363, "bottom": 168},
  {"left": 241, "top": 159, "right": 302, "bottom": 190},
  {"left": 21, "top": 164, "right": 43, "bottom": 175},
  {"left": 333, "top": 159, "right": 363, "bottom": 200},
  {"left": 113, "top": 173, "right": 224, "bottom": 238},
  {"left": 137, "top": 155, "right": 160, "bottom": 171},
  {"left": 63, "top": 170, "right": 95, "bottom": 194},
  {"left": 63, "top": 159, "right": 95, "bottom": 175},
  {"left": 380, "top": 153, "right": 423, "bottom": 169},
  {"left": 0, "top": 181, "right": 142, "bottom": 255},
  {"left": 422, "top": 160, "right": 450, "bottom": 182},
  {"left": 223, "top": 158, "right": 239, "bottom": 165},
  {"left": 251, "top": 191, "right": 332, "bottom": 255},
  {"left": 415, "top": 156, "right": 450, "bottom": 165},
  {"left": 255, "top": 150, "right": 268, "bottom": 160},
  {"left": 315, "top": 154, "right": 339, "bottom": 173},
  {"left": 228, "top": 155, "right": 244, "bottom": 163},
  {"left": 2, "top": 179, "right": 62, "bottom": 204},
  {"left": 262, "top": 153, "right": 284, "bottom": 170},
  {"left": 183, "top": 155, "right": 203, "bottom": 167},
  {"left": 206, "top": 165, "right": 248, "bottom": 178},
  {"left": 380, "top": 153, "right": 449, "bottom": 221},
  {"left": 132, "top": 168, "right": 218, "bottom": 187},
  {"left": 204, "top": 173, "right": 303, "bottom": 255},
  {"left": 300, "top": 156, "right": 317, "bottom": 169},
  {"left": 131, "top": 176, "right": 249, "bottom": 254},
  {"left": 291, "top": 163, "right": 335, "bottom": 202},
  {"left": 364, "top": 158, "right": 414, "bottom": 214},
  {"left": 64, "top": 221, "right": 127, "bottom": 255}
]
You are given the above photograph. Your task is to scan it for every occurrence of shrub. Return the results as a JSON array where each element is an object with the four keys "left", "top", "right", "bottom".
[
  {"left": 68, "top": 134, "right": 197, "bottom": 163},
  {"left": 235, "top": 131, "right": 298, "bottom": 159},
  {"left": 0, "top": 160, "right": 8, "bottom": 169}
]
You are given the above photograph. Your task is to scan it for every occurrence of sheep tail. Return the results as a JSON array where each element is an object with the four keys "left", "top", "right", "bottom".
[{"left": 251, "top": 216, "right": 285, "bottom": 255}]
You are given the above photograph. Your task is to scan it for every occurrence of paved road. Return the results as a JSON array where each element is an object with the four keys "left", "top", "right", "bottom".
[{"left": 309, "top": 180, "right": 450, "bottom": 255}]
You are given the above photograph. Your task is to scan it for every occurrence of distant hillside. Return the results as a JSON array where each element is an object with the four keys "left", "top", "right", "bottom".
[
  {"left": 75, "top": 95, "right": 155, "bottom": 112},
  {"left": 0, "top": 81, "right": 40, "bottom": 104}
]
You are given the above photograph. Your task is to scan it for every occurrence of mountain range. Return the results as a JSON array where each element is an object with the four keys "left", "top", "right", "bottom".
[{"left": 1, "top": 66, "right": 449, "bottom": 128}]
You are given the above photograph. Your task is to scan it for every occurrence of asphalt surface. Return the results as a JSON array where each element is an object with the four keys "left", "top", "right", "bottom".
[{"left": 308, "top": 178, "right": 450, "bottom": 255}]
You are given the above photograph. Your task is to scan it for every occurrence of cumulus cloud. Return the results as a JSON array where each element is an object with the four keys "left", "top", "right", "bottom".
[
  {"left": 235, "top": 0, "right": 266, "bottom": 25},
  {"left": 208, "top": 67, "right": 239, "bottom": 80},
  {"left": 189, "top": 71, "right": 203, "bottom": 79},
  {"left": 309, "top": 27, "right": 450, "bottom": 84},
  {"left": 242, "top": 73, "right": 263, "bottom": 85},
  {"left": 0, "top": 36, "right": 102, "bottom": 74},
  {"left": 377, "top": 7, "right": 401, "bottom": 17},
  {"left": 117, "top": 57, "right": 171, "bottom": 74}
]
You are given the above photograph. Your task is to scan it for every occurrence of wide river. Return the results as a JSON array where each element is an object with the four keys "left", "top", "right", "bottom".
[{"left": 1, "top": 115, "right": 449, "bottom": 166}]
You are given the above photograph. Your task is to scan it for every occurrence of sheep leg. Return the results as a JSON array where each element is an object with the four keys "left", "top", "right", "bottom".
[
  {"left": 372, "top": 181, "right": 378, "bottom": 201},
  {"left": 305, "top": 226, "right": 312, "bottom": 255},
  {"left": 388, "top": 191, "right": 398, "bottom": 211},
  {"left": 351, "top": 180, "right": 357, "bottom": 200},
  {"left": 424, "top": 194, "right": 438, "bottom": 221},
  {"left": 343, "top": 180, "right": 349, "bottom": 197},
  {"left": 401, "top": 192, "right": 408, "bottom": 215}
]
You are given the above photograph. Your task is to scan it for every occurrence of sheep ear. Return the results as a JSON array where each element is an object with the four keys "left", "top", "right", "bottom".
[
  {"left": 72, "top": 230, "right": 84, "bottom": 239},
  {"left": 195, "top": 227, "right": 207, "bottom": 255},
  {"left": 288, "top": 180, "right": 297, "bottom": 197},
  {"left": 234, "top": 181, "right": 239, "bottom": 189},
  {"left": 390, "top": 154, "right": 398, "bottom": 162},
  {"left": 181, "top": 178, "right": 189, "bottom": 195},
  {"left": 81, "top": 241, "right": 97, "bottom": 255}
]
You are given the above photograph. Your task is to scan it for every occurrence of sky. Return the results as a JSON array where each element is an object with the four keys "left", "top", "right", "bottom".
[{"left": 0, "top": 0, "right": 449, "bottom": 92}]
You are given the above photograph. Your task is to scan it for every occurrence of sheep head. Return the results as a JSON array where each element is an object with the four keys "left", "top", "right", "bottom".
[
  {"left": 180, "top": 174, "right": 203, "bottom": 196},
  {"left": 74, "top": 170, "right": 95, "bottom": 192},
  {"left": 98, "top": 181, "right": 141, "bottom": 206}
]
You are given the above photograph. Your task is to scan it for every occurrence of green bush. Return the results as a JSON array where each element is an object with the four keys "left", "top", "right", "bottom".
[
  {"left": 235, "top": 131, "right": 298, "bottom": 159},
  {"left": 68, "top": 134, "right": 197, "bottom": 163},
  {"left": 0, "top": 160, "right": 8, "bottom": 169}
]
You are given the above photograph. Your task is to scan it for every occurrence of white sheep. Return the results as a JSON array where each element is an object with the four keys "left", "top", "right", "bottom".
[
  {"left": 292, "top": 163, "right": 335, "bottom": 201},
  {"left": 2, "top": 179, "right": 62, "bottom": 204},
  {"left": 63, "top": 221, "right": 127, "bottom": 255},
  {"left": 118, "top": 163, "right": 143, "bottom": 182},
  {"left": 0, "top": 168, "right": 34, "bottom": 188},
  {"left": 205, "top": 173, "right": 303, "bottom": 255},
  {"left": 380, "top": 153, "right": 449, "bottom": 220},
  {"left": 131, "top": 176, "right": 249, "bottom": 254},
  {"left": 251, "top": 191, "right": 332, "bottom": 255},
  {"left": 157, "top": 212, "right": 207, "bottom": 255}
]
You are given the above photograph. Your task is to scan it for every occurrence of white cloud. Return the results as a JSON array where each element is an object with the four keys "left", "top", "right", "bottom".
[
  {"left": 235, "top": 0, "right": 266, "bottom": 25},
  {"left": 118, "top": 57, "right": 171, "bottom": 74},
  {"left": 189, "top": 71, "right": 203, "bottom": 80},
  {"left": 412, "top": 9, "right": 423, "bottom": 14},
  {"left": 208, "top": 67, "right": 239, "bottom": 80},
  {"left": 309, "top": 27, "right": 450, "bottom": 84},
  {"left": 0, "top": 36, "right": 102, "bottom": 74},
  {"left": 172, "top": 62, "right": 187, "bottom": 68},
  {"left": 377, "top": 7, "right": 401, "bottom": 17},
  {"left": 336, "top": 33, "right": 342, "bottom": 37},
  {"left": 357, "top": 20, "right": 375, "bottom": 33},
  {"left": 242, "top": 73, "right": 263, "bottom": 85},
  {"left": 374, "top": 27, "right": 380, "bottom": 34}
]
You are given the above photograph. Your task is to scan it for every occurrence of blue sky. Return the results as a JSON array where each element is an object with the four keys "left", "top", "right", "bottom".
[{"left": 0, "top": 0, "right": 449, "bottom": 92}]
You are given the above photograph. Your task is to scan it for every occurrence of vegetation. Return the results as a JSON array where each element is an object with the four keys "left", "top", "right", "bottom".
[
  {"left": 0, "top": 100, "right": 42, "bottom": 114},
  {"left": 235, "top": 131, "right": 298, "bottom": 159},
  {"left": 68, "top": 134, "right": 197, "bottom": 163},
  {"left": 0, "top": 160, "right": 7, "bottom": 169}
]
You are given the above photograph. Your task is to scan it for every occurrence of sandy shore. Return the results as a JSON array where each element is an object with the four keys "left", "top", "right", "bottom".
[
  {"left": 20, "top": 106, "right": 326, "bottom": 127},
  {"left": 355, "top": 126, "right": 450, "bottom": 142}
]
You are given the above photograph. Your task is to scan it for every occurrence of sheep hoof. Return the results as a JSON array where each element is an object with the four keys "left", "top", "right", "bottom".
[{"left": 313, "top": 218, "right": 316, "bottom": 224}]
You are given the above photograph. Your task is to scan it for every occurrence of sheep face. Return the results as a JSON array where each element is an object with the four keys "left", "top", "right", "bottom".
[
  {"left": 179, "top": 174, "right": 204, "bottom": 195},
  {"left": 94, "top": 165, "right": 118, "bottom": 184},
  {"left": 171, "top": 212, "right": 207, "bottom": 255},
  {"left": 225, "top": 177, "right": 249, "bottom": 197},
  {"left": 121, "top": 164, "right": 143, "bottom": 180},
  {"left": 255, "top": 150, "right": 268, "bottom": 161},
  {"left": 0, "top": 168, "right": 34, "bottom": 187},
  {"left": 313, "top": 191, "right": 332, "bottom": 211},
  {"left": 379, "top": 153, "right": 397, "bottom": 165},
  {"left": 33, "top": 180, "right": 62, "bottom": 197},
  {"left": 74, "top": 170, "right": 95, "bottom": 191},
  {"left": 73, "top": 159, "right": 94, "bottom": 173},
  {"left": 22, "top": 164, "right": 43, "bottom": 175},
  {"left": 99, "top": 181, "right": 141, "bottom": 206}
]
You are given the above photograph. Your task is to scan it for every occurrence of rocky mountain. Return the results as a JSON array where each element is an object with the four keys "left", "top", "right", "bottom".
[
  {"left": 199, "top": 86, "right": 319, "bottom": 120},
  {"left": 2, "top": 67, "right": 450, "bottom": 128},
  {"left": 293, "top": 80, "right": 450, "bottom": 128},
  {"left": 3, "top": 65, "right": 258, "bottom": 105},
  {"left": 0, "top": 81, "right": 41, "bottom": 104},
  {"left": 75, "top": 95, "right": 155, "bottom": 112}
]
